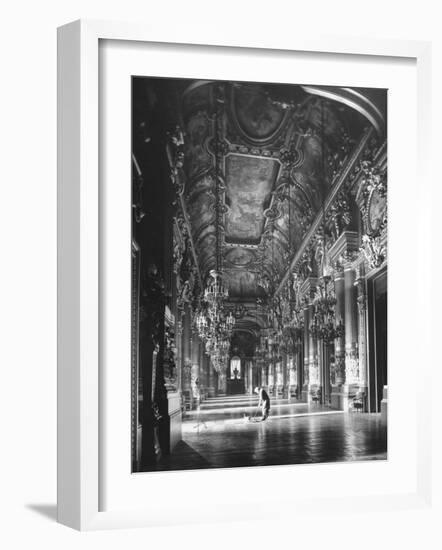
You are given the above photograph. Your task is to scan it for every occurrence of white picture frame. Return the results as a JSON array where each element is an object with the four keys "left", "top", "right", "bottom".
[{"left": 57, "top": 19, "right": 433, "bottom": 531}]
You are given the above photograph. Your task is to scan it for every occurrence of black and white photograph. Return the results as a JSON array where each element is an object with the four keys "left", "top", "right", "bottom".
[
  {"left": 3, "top": 0, "right": 440, "bottom": 542},
  {"left": 131, "top": 77, "right": 388, "bottom": 473}
]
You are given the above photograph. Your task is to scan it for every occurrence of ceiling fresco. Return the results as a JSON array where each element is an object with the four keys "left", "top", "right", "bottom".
[
  {"left": 224, "top": 155, "right": 279, "bottom": 244},
  {"left": 178, "top": 80, "right": 385, "bottom": 331}
]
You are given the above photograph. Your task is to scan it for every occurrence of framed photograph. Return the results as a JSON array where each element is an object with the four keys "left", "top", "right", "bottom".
[{"left": 57, "top": 19, "right": 432, "bottom": 530}]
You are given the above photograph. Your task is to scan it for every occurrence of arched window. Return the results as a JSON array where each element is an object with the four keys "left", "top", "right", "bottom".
[{"left": 230, "top": 356, "right": 241, "bottom": 379}]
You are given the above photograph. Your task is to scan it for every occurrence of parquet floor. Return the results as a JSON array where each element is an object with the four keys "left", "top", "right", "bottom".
[{"left": 156, "top": 394, "right": 387, "bottom": 471}]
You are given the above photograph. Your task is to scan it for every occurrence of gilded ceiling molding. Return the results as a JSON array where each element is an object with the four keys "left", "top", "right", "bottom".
[
  {"left": 166, "top": 127, "right": 203, "bottom": 290},
  {"left": 192, "top": 221, "right": 216, "bottom": 248},
  {"left": 327, "top": 231, "right": 360, "bottom": 269},
  {"left": 182, "top": 80, "right": 213, "bottom": 97},
  {"left": 360, "top": 234, "right": 387, "bottom": 271},
  {"left": 228, "top": 86, "right": 292, "bottom": 146},
  {"left": 300, "top": 85, "right": 385, "bottom": 136},
  {"left": 274, "top": 126, "right": 375, "bottom": 296},
  {"left": 287, "top": 175, "right": 315, "bottom": 213},
  {"left": 356, "top": 150, "right": 388, "bottom": 272}
]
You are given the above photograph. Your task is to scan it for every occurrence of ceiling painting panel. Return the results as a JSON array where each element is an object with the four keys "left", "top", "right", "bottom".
[{"left": 224, "top": 155, "right": 280, "bottom": 245}]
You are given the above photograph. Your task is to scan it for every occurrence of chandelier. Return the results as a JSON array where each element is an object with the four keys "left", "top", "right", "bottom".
[
  {"left": 195, "top": 301, "right": 235, "bottom": 341},
  {"left": 204, "top": 269, "right": 229, "bottom": 305},
  {"left": 194, "top": 95, "right": 235, "bottom": 371},
  {"left": 309, "top": 275, "right": 344, "bottom": 344},
  {"left": 307, "top": 101, "right": 344, "bottom": 346}
]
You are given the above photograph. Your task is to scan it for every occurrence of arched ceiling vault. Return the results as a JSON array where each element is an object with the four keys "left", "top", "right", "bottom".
[{"left": 180, "top": 80, "right": 385, "bottom": 307}]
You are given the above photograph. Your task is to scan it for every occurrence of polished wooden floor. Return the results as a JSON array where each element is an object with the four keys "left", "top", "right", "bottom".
[{"left": 156, "top": 394, "right": 387, "bottom": 471}]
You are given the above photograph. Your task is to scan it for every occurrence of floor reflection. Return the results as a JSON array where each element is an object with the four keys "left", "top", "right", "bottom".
[{"left": 156, "top": 394, "right": 387, "bottom": 472}]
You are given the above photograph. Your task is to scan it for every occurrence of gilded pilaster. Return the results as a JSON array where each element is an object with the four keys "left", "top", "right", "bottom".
[
  {"left": 302, "top": 303, "right": 310, "bottom": 400},
  {"left": 282, "top": 352, "right": 289, "bottom": 398},
  {"left": 355, "top": 269, "right": 368, "bottom": 395},
  {"left": 333, "top": 270, "right": 346, "bottom": 385},
  {"left": 344, "top": 265, "right": 359, "bottom": 385}
]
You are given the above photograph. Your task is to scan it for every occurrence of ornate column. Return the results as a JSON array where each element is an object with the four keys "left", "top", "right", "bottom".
[
  {"left": 306, "top": 304, "right": 320, "bottom": 405},
  {"left": 268, "top": 360, "right": 274, "bottom": 395},
  {"left": 190, "top": 333, "right": 201, "bottom": 408},
  {"left": 248, "top": 360, "right": 254, "bottom": 395},
  {"left": 331, "top": 269, "right": 345, "bottom": 409},
  {"left": 308, "top": 300, "right": 319, "bottom": 393},
  {"left": 282, "top": 352, "right": 289, "bottom": 398},
  {"left": 182, "top": 304, "right": 193, "bottom": 409},
  {"left": 317, "top": 337, "right": 324, "bottom": 394},
  {"left": 296, "top": 345, "right": 303, "bottom": 399},
  {"left": 198, "top": 343, "right": 207, "bottom": 400},
  {"left": 355, "top": 268, "right": 368, "bottom": 404},
  {"left": 334, "top": 270, "right": 346, "bottom": 383},
  {"left": 302, "top": 302, "right": 310, "bottom": 401},
  {"left": 205, "top": 352, "right": 211, "bottom": 398},
  {"left": 207, "top": 357, "right": 216, "bottom": 397},
  {"left": 342, "top": 262, "right": 359, "bottom": 410},
  {"left": 305, "top": 280, "right": 320, "bottom": 403},
  {"left": 175, "top": 315, "right": 183, "bottom": 392},
  {"left": 344, "top": 266, "right": 359, "bottom": 380},
  {"left": 288, "top": 354, "right": 297, "bottom": 400},
  {"left": 275, "top": 360, "right": 283, "bottom": 397},
  {"left": 300, "top": 277, "right": 319, "bottom": 403},
  {"left": 243, "top": 358, "right": 248, "bottom": 393},
  {"left": 217, "top": 366, "right": 227, "bottom": 395},
  {"left": 264, "top": 362, "right": 270, "bottom": 391},
  {"left": 328, "top": 231, "right": 360, "bottom": 410}
]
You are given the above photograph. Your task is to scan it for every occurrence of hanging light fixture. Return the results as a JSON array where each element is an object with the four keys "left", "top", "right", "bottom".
[
  {"left": 308, "top": 100, "right": 344, "bottom": 346},
  {"left": 204, "top": 269, "right": 229, "bottom": 305},
  {"left": 310, "top": 275, "right": 344, "bottom": 344},
  {"left": 195, "top": 88, "right": 235, "bottom": 368}
]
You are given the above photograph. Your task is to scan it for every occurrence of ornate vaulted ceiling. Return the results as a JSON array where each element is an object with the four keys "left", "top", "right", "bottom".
[{"left": 179, "top": 80, "right": 385, "bottom": 333}]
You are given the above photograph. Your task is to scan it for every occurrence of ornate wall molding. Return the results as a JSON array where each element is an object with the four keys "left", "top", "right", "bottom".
[
  {"left": 166, "top": 126, "right": 203, "bottom": 290},
  {"left": 275, "top": 127, "right": 375, "bottom": 296},
  {"left": 360, "top": 234, "right": 387, "bottom": 270},
  {"left": 345, "top": 345, "right": 360, "bottom": 385}
]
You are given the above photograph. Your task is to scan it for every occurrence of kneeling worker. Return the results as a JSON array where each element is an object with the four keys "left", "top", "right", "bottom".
[{"left": 254, "top": 386, "right": 271, "bottom": 421}]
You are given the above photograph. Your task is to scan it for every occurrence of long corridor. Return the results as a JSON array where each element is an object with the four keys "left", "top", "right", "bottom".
[{"left": 155, "top": 395, "right": 387, "bottom": 472}]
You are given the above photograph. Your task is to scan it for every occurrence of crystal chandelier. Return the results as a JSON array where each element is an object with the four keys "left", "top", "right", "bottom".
[
  {"left": 204, "top": 269, "right": 229, "bottom": 305},
  {"left": 309, "top": 275, "right": 344, "bottom": 344},
  {"left": 194, "top": 96, "right": 235, "bottom": 370},
  {"left": 308, "top": 100, "right": 344, "bottom": 346}
]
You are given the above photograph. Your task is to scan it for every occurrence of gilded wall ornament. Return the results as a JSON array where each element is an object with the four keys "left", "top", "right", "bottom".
[
  {"left": 334, "top": 355, "right": 346, "bottom": 385},
  {"left": 327, "top": 190, "right": 351, "bottom": 239},
  {"left": 360, "top": 234, "right": 386, "bottom": 270},
  {"left": 309, "top": 358, "right": 320, "bottom": 385},
  {"left": 345, "top": 348, "right": 360, "bottom": 385},
  {"left": 167, "top": 125, "right": 185, "bottom": 196},
  {"left": 359, "top": 160, "right": 387, "bottom": 236}
]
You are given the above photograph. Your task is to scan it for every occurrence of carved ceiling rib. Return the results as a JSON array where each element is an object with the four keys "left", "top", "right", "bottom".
[
  {"left": 274, "top": 126, "right": 375, "bottom": 296},
  {"left": 178, "top": 81, "right": 381, "bottom": 301},
  {"left": 165, "top": 134, "right": 204, "bottom": 290},
  {"left": 300, "top": 86, "right": 385, "bottom": 137},
  {"left": 177, "top": 193, "right": 203, "bottom": 290}
]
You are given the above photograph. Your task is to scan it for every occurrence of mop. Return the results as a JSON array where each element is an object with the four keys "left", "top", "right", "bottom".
[{"left": 246, "top": 403, "right": 260, "bottom": 422}]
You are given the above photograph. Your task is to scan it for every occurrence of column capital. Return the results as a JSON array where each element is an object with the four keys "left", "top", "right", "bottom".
[
  {"left": 328, "top": 230, "right": 360, "bottom": 269},
  {"left": 299, "top": 277, "right": 318, "bottom": 304},
  {"left": 334, "top": 269, "right": 345, "bottom": 282}
]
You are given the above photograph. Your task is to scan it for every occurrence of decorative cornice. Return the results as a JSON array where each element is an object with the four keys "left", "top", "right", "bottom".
[
  {"left": 166, "top": 126, "right": 203, "bottom": 290},
  {"left": 299, "top": 277, "right": 318, "bottom": 303},
  {"left": 360, "top": 234, "right": 387, "bottom": 271},
  {"left": 275, "top": 127, "right": 374, "bottom": 296},
  {"left": 328, "top": 230, "right": 360, "bottom": 265}
]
